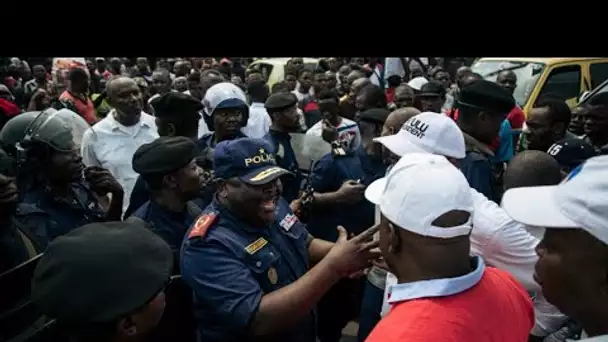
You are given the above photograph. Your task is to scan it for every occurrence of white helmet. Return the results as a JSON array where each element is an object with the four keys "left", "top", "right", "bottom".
[{"left": 202, "top": 82, "right": 248, "bottom": 117}]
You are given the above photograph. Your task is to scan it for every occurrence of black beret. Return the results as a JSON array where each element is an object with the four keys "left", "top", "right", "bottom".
[
  {"left": 359, "top": 108, "right": 390, "bottom": 125},
  {"left": 31, "top": 221, "right": 172, "bottom": 323},
  {"left": 265, "top": 92, "right": 298, "bottom": 112},
  {"left": 151, "top": 92, "right": 203, "bottom": 119},
  {"left": 133, "top": 136, "right": 199, "bottom": 175},
  {"left": 419, "top": 81, "right": 446, "bottom": 97},
  {"left": 457, "top": 80, "right": 515, "bottom": 115}
]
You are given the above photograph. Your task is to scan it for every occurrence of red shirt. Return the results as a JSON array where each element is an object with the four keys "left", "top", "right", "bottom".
[
  {"left": 386, "top": 87, "right": 396, "bottom": 104},
  {"left": 59, "top": 91, "right": 97, "bottom": 125},
  {"left": 366, "top": 267, "right": 534, "bottom": 342},
  {"left": 507, "top": 105, "right": 525, "bottom": 130}
]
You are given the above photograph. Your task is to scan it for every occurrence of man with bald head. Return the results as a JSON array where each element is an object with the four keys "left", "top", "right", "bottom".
[
  {"left": 393, "top": 85, "right": 415, "bottom": 109},
  {"left": 343, "top": 71, "right": 367, "bottom": 99},
  {"left": 503, "top": 150, "right": 562, "bottom": 192},
  {"left": 81, "top": 76, "right": 159, "bottom": 216},
  {"left": 379, "top": 107, "right": 421, "bottom": 164},
  {"left": 503, "top": 150, "right": 563, "bottom": 243},
  {"left": 338, "top": 71, "right": 369, "bottom": 120}
]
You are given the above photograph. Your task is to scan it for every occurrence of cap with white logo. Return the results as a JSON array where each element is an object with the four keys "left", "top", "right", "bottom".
[
  {"left": 502, "top": 155, "right": 608, "bottom": 245},
  {"left": 373, "top": 112, "right": 466, "bottom": 159},
  {"left": 365, "top": 153, "right": 474, "bottom": 239}
]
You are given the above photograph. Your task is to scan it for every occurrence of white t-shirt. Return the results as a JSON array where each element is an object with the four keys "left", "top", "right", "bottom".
[{"left": 241, "top": 102, "right": 271, "bottom": 139}]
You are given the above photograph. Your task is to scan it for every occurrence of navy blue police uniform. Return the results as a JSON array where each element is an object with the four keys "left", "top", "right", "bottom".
[
  {"left": 306, "top": 147, "right": 375, "bottom": 242},
  {"left": 22, "top": 182, "right": 106, "bottom": 239},
  {"left": 356, "top": 108, "right": 390, "bottom": 185},
  {"left": 263, "top": 92, "right": 303, "bottom": 203},
  {"left": 310, "top": 109, "right": 386, "bottom": 342},
  {"left": 180, "top": 138, "right": 316, "bottom": 342},
  {"left": 456, "top": 80, "right": 515, "bottom": 203},
  {"left": 130, "top": 137, "right": 204, "bottom": 262},
  {"left": 0, "top": 203, "right": 53, "bottom": 273}
]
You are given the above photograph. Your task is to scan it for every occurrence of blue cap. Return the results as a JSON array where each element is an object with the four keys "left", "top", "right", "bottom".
[{"left": 214, "top": 138, "right": 292, "bottom": 185}]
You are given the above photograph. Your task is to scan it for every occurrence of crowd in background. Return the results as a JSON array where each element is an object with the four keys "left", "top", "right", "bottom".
[{"left": 1, "top": 56, "right": 608, "bottom": 342}]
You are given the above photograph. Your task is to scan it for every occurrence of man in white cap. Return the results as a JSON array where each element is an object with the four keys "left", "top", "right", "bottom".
[
  {"left": 502, "top": 156, "right": 608, "bottom": 341},
  {"left": 406, "top": 76, "right": 428, "bottom": 93},
  {"left": 371, "top": 111, "right": 568, "bottom": 340},
  {"left": 364, "top": 153, "right": 533, "bottom": 341}
]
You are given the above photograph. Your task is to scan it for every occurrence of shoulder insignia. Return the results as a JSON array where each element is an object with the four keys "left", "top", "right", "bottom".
[
  {"left": 188, "top": 212, "right": 218, "bottom": 240},
  {"left": 245, "top": 237, "right": 268, "bottom": 255}
]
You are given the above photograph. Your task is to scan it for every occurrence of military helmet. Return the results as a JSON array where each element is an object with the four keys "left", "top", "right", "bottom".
[{"left": 0, "top": 108, "right": 90, "bottom": 163}]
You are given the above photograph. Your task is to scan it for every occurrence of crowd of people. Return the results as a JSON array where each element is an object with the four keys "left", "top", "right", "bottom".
[{"left": 1, "top": 56, "right": 608, "bottom": 342}]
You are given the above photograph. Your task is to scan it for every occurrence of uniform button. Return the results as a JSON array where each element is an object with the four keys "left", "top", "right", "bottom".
[
  {"left": 269, "top": 252, "right": 274, "bottom": 257},
  {"left": 256, "top": 261, "right": 262, "bottom": 267}
]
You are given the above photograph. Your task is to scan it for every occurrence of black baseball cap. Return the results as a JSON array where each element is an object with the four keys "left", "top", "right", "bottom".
[{"left": 547, "top": 138, "right": 597, "bottom": 170}]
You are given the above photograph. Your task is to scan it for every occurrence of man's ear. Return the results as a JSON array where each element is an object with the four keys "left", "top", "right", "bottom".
[
  {"left": 118, "top": 316, "right": 137, "bottom": 337},
  {"left": 217, "top": 180, "right": 229, "bottom": 198},
  {"left": 166, "top": 123, "right": 176, "bottom": 137},
  {"left": 387, "top": 221, "right": 400, "bottom": 254}
]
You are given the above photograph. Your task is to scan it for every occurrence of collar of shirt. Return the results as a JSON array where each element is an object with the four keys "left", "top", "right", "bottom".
[
  {"left": 388, "top": 256, "right": 485, "bottom": 304},
  {"left": 106, "top": 109, "right": 153, "bottom": 133}
]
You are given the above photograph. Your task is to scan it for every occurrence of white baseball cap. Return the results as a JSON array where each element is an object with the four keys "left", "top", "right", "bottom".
[
  {"left": 407, "top": 76, "right": 428, "bottom": 91},
  {"left": 502, "top": 155, "right": 608, "bottom": 245},
  {"left": 365, "top": 153, "right": 474, "bottom": 239},
  {"left": 373, "top": 112, "right": 466, "bottom": 159}
]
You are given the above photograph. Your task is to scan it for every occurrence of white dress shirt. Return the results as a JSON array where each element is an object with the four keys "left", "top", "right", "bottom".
[
  {"left": 241, "top": 102, "right": 271, "bottom": 139},
  {"left": 80, "top": 110, "right": 159, "bottom": 215}
]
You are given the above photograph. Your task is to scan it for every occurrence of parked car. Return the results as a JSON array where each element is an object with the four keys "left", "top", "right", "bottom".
[
  {"left": 247, "top": 58, "right": 320, "bottom": 89},
  {"left": 472, "top": 57, "right": 608, "bottom": 115}
]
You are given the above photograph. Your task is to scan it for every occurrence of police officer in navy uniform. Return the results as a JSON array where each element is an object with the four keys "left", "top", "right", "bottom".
[
  {"left": 455, "top": 80, "right": 515, "bottom": 203},
  {"left": 0, "top": 147, "right": 51, "bottom": 273},
  {"left": 180, "top": 137, "right": 380, "bottom": 342},
  {"left": 305, "top": 116, "right": 377, "bottom": 342},
  {"left": 356, "top": 108, "right": 389, "bottom": 183},
  {"left": 198, "top": 82, "right": 249, "bottom": 169},
  {"left": 263, "top": 92, "right": 303, "bottom": 203},
  {"left": 125, "top": 92, "right": 209, "bottom": 218},
  {"left": 0, "top": 109, "right": 124, "bottom": 239},
  {"left": 31, "top": 221, "right": 172, "bottom": 342},
  {"left": 130, "top": 136, "right": 204, "bottom": 267}
]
